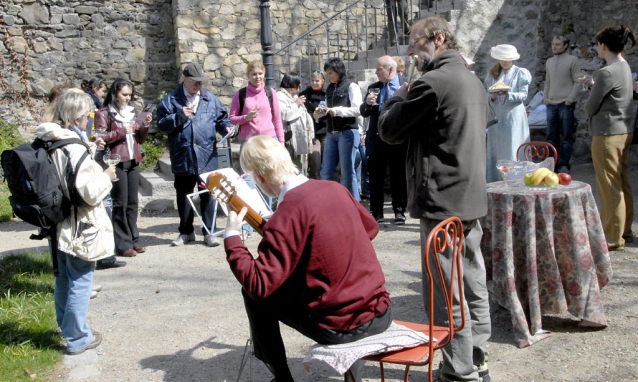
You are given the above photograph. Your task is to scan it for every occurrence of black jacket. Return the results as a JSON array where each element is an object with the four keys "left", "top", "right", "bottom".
[
  {"left": 299, "top": 86, "right": 327, "bottom": 136},
  {"left": 378, "top": 50, "right": 488, "bottom": 221},
  {"left": 360, "top": 81, "right": 385, "bottom": 156},
  {"left": 326, "top": 79, "right": 357, "bottom": 132}
]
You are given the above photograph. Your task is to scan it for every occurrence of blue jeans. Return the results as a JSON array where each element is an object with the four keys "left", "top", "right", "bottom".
[
  {"left": 355, "top": 144, "right": 369, "bottom": 196},
  {"left": 545, "top": 103, "right": 575, "bottom": 169},
  {"left": 51, "top": 243, "right": 95, "bottom": 353},
  {"left": 320, "top": 129, "right": 360, "bottom": 201}
]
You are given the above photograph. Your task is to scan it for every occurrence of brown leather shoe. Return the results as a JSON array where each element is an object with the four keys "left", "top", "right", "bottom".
[
  {"left": 118, "top": 249, "right": 138, "bottom": 257},
  {"left": 133, "top": 246, "right": 146, "bottom": 253}
]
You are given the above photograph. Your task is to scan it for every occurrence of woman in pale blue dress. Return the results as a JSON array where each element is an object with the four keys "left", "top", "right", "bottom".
[{"left": 484, "top": 44, "right": 532, "bottom": 182}]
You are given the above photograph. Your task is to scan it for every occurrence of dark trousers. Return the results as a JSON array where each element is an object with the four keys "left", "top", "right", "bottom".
[
  {"left": 243, "top": 288, "right": 392, "bottom": 382},
  {"left": 174, "top": 174, "right": 215, "bottom": 235},
  {"left": 367, "top": 141, "right": 407, "bottom": 218},
  {"left": 308, "top": 134, "right": 326, "bottom": 180},
  {"left": 111, "top": 160, "right": 140, "bottom": 253},
  {"left": 545, "top": 103, "right": 575, "bottom": 169}
]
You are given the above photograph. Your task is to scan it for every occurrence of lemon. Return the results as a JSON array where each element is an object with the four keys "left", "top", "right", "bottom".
[{"left": 544, "top": 173, "right": 559, "bottom": 187}]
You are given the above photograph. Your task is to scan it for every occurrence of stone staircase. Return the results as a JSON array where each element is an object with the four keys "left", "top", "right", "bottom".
[{"left": 138, "top": 142, "right": 241, "bottom": 212}]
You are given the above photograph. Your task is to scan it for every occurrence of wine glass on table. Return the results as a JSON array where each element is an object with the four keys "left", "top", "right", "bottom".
[
  {"left": 93, "top": 127, "right": 106, "bottom": 151},
  {"left": 103, "top": 153, "right": 121, "bottom": 182},
  {"left": 368, "top": 87, "right": 380, "bottom": 104},
  {"left": 496, "top": 159, "right": 511, "bottom": 187}
]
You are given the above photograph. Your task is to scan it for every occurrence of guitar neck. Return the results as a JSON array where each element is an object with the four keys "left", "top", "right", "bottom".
[{"left": 226, "top": 194, "right": 265, "bottom": 236}]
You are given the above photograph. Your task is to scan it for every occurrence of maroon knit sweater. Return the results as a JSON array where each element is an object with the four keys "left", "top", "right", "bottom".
[{"left": 224, "top": 179, "right": 391, "bottom": 330}]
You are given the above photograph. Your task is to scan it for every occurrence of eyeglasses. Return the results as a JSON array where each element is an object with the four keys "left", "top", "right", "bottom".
[{"left": 409, "top": 33, "right": 439, "bottom": 48}]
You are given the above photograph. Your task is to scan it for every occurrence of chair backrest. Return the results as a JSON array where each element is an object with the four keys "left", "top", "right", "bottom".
[
  {"left": 423, "top": 217, "right": 465, "bottom": 357},
  {"left": 516, "top": 141, "right": 558, "bottom": 164}
]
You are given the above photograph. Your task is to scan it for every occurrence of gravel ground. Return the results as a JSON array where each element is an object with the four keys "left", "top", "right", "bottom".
[{"left": 1, "top": 163, "right": 637, "bottom": 382}]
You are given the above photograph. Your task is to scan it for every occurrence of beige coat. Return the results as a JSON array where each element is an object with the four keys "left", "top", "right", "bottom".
[
  {"left": 35, "top": 123, "right": 114, "bottom": 261},
  {"left": 277, "top": 89, "right": 314, "bottom": 155}
]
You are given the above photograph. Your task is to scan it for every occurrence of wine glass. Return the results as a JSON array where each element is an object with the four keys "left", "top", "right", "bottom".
[
  {"left": 93, "top": 128, "right": 106, "bottom": 151},
  {"left": 577, "top": 71, "right": 591, "bottom": 91},
  {"left": 496, "top": 160, "right": 511, "bottom": 187},
  {"left": 103, "top": 153, "right": 121, "bottom": 182},
  {"left": 368, "top": 87, "right": 380, "bottom": 104}
]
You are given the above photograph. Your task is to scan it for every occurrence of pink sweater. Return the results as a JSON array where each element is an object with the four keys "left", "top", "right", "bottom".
[{"left": 229, "top": 83, "right": 284, "bottom": 142}]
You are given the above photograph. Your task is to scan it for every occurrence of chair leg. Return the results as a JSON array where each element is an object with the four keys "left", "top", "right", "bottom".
[
  {"left": 236, "top": 335, "right": 253, "bottom": 382},
  {"left": 380, "top": 362, "right": 385, "bottom": 382},
  {"left": 403, "top": 365, "right": 411, "bottom": 382}
]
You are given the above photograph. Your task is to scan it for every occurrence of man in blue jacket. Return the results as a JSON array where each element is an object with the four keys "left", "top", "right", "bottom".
[{"left": 158, "top": 62, "right": 233, "bottom": 247}]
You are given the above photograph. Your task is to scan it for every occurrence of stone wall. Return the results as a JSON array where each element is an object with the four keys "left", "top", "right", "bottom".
[
  {"left": 1, "top": 0, "right": 385, "bottom": 127},
  {"left": 0, "top": 0, "right": 175, "bottom": 125}
]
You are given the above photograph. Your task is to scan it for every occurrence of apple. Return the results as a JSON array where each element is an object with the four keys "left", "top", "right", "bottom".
[
  {"left": 558, "top": 172, "right": 572, "bottom": 185},
  {"left": 523, "top": 173, "right": 534, "bottom": 186},
  {"left": 544, "top": 173, "right": 559, "bottom": 187}
]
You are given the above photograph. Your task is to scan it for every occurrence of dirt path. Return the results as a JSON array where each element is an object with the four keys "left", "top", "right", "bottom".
[{"left": 1, "top": 164, "right": 637, "bottom": 381}]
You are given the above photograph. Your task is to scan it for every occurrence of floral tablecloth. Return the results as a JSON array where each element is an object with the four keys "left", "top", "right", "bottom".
[{"left": 480, "top": 181, "right": 612, "bottom": 348}]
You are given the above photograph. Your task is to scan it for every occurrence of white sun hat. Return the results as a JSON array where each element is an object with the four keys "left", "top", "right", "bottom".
[{"left": 490, "top": 44, "right": 520, "bottom": 61}]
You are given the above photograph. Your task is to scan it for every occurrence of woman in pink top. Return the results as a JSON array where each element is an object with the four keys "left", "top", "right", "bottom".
[{"left": 229, "top": 60, "right": 284, "bottom": 143}]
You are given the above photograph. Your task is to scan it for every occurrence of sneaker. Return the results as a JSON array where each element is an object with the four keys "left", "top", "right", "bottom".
[
  {"left": 90, "top": 291, "right": 98, "bottom": 299},
  {"left": 477, "top": 362, "right": 491, "bottom": 382},
  {"left": 66, "top": 331, "right": 102, "bottom": 355},
  {"left": 394, "top": 211, "right": 406, "bottom": 225},
  {"left": 204, "top": 234, "right": 220, "bottom": 247},
  {"left": 374, "top": 215, "right": 385, "bottom": 223},
  {"left": 92, "top": 284, "right": 102, "bottom": 293},
  {"left": 172, "top": 233, "right": 196, "bottom": 246}
]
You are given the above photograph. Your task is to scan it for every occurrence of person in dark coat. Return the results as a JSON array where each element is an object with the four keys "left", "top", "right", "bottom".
[
  {"left": 157, "top": 62, "right": 233, "bottom": 248},
  {"left": 378, "top": 16, "right": 492, "bottom": 382}
]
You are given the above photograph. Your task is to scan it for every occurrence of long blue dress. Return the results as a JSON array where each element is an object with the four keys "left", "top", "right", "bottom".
[{"left": 484, "top": 66, "right": 532, "bottom": 182}]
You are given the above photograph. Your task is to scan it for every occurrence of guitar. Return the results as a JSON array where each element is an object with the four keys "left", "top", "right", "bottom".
[{"left": 206, "top": 172, "right": 266, "bottom": 236}]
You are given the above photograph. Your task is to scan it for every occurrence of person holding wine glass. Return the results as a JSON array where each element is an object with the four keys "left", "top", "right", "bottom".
[
  {"left": 581, "top": 24, "right": 636, "bottom": 251},
  {"left": 35, "top": 90, "right": 116, "bottom": 355},
  {"left": 360, "top": 55, "right": 407, "bottom": 224},
  {"left": 95, "top": 79, "right": 151, "bottom": 257},
  {"left": 313, "top": 57, "right": 363, "bottom": 201}
]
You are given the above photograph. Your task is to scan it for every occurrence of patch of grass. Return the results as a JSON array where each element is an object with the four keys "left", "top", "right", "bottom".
[
  {"left": 0, "top": 251, "right": 63, "bottom": 381},
  {"left": 0, "top": 121, "right": 25, "bottom": 222}
]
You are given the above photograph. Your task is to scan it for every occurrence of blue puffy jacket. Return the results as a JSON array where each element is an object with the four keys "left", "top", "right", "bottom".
[{"left": 157, "top": 86, "right": 232, "bottom": 175}]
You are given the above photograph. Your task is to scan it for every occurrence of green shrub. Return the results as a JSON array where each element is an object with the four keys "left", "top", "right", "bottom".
[
  {"left": 0, "top": 122, "right": 24, "bottom": 222},
  {"left": 140, "top": 133, "right": 168, "bottom": 172}
]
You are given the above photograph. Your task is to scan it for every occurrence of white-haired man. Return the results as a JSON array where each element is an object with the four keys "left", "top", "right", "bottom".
[{"left": 223, "top": 135, "right": 392, "bottom": 382}]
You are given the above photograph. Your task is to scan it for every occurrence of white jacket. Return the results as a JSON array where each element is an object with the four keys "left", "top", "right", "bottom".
[
  {"left": 277, "top": 89, "right": 314, "bottom": 155},
  {"left": 36, "top": 123, "right": 114, "bottom": 261}
]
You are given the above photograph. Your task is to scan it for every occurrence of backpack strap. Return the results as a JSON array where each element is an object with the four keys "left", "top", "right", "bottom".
[
  {"left": 238, "top": 86, "right": 274, "bottom": 116},
  {"left": 238, "top": 87, "right": 247, "bottom": 115}
]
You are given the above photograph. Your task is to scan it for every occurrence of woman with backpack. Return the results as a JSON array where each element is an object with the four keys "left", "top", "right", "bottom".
[
  {"left": 95, "top": 79, "right": 152, "bottom": 257},
  {"left": 34, "top": 91, "right": 116, "bottom": 355}
]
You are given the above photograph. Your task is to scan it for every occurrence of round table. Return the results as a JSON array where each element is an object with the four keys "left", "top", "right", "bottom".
[{"left": 480, "top": 180, "right": 611, "bottom": 348}]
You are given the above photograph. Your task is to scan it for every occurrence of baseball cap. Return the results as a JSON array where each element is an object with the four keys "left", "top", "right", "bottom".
[{"left": 182, "top": 63, "right": 207, "bottom": 82}]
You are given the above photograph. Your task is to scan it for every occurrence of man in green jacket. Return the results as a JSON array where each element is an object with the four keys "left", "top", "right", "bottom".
[{"left": 378, "top": 16, "right": 491, "bottom": 382}]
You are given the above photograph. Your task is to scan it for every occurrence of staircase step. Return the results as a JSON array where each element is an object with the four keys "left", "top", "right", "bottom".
[
  {"left": 158, "top": 158, "right": 174, "bottom": 180},
  {"left": 139, "top": 170, "right": 175, "bottom": 197}
]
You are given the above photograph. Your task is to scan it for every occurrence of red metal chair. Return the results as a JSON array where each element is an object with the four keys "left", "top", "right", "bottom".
[
  {"left": 516, "top": 141, "right": 558, "bottom": 164},
  {"left": 350, "top": 217, "right": 466, "bottom": 382}
]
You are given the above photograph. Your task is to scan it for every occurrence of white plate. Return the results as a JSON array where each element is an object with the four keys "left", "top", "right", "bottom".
[{"left": 488, "top": 87, "right": 511, "bottom": 93}]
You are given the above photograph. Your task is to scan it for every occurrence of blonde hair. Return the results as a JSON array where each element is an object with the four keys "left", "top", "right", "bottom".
[
  {"left": 246, "top": 60, "right": 265, "bottom": 76},
  {"left": 240, "top": 136, "right": 299, "bottom": 184},
  {"left": 393, "top": 56, "right": 406, "bottom": 73},
  {"left": 52, "top": 90, "right": 92, "bottom": 129}
]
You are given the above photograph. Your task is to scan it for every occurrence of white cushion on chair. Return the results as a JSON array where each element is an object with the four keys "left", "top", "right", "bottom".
[{"left": 303, "top": 322, "right": 435, "bottom": 375}]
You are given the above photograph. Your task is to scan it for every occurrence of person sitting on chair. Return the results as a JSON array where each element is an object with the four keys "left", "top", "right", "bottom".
[{"left": 223, "top": 135, "right": 392, "bottom": 382}]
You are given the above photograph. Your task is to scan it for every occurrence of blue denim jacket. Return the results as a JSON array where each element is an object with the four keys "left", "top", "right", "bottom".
[{"left": 157, "top": 86, "right": 232, "bottom": 175}]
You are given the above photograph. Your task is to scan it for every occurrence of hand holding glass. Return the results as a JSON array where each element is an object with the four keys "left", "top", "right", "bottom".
[
  {"left": 578, "top": 72, "right": 591, "bottom": 91},
  {"left": 103, "top": 153, "right": 121, "bottom": 182},
  {"left": 94, "top": 128, "right": 106, "bottom": 151},
  {"left": 368, "top": 88, "right": 380, "bottom": 104}
]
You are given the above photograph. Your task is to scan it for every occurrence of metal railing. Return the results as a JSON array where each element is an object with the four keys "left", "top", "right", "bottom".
[{"left": 269, "top": 0, "right": 462, "bottom": 85}]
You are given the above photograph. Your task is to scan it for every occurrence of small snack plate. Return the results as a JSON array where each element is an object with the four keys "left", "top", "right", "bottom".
[{"left": 488, "top": 86, "right": 511, "bottom": 93}]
